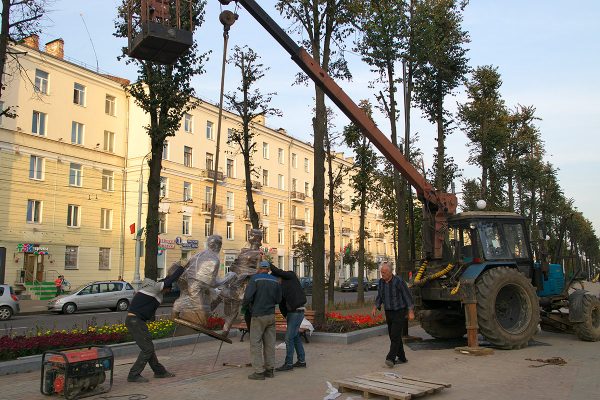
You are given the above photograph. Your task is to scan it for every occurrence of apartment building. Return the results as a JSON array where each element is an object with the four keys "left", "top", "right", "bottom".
[{"left": 0, "top": 37, "right": 394, "bottom": 289}]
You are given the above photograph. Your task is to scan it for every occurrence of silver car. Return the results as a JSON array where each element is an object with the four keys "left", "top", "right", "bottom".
[
  {"left": 47, "top": 281, "right": 135, "bottom": 314},
  {"left": 0, "top": 284, "right": 20, "bottom": 320}
]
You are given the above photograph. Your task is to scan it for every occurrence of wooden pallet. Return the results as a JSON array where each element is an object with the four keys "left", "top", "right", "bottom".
[{"left": 335, "top": 372, "right": 451, "bottom": 400}]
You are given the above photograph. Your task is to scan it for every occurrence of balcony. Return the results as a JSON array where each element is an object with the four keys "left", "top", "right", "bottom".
[
  {"left": 341, "top": 227, "right": 352, "bottom": 236},
  {"left": 291, "top": 191, "right": 306, "bottom": 202},
  {"left": 200, "top": 169, "right": 224, "bottom": 181},
  {"left": 243, "top": 211, "right": 261, "bottom": 221},
  {"left": 375, "top": 212, "right": 384, "bottom": 221},
  {"left": 291, "top": 218, "right": 305, "bottom": 228},
  {"left": 341, "top": 204, "right": 351, "bottom": 213},
  {"left": 200, "top": 203, "right": 223, "bottom": 215},
  {"left": 242, "top": 179, "right": 262, "bottom": 191},
  {"left": 374, "top": 232, "right": 385, "bottom": 240}
]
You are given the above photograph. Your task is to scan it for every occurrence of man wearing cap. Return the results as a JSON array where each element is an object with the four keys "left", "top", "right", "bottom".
[{"left": 242, "top": 261, "right": 282, "bottom": 380}]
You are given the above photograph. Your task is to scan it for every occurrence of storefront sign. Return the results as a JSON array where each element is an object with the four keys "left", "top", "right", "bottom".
[
  {"left": 16, "top": 243, "right": 49, "bottom": 255},
  {"left": 261, "top": 247, "right": 278, "bottom": 255},
  {"left": 175, "top": 237, "right": 199, "bottom": 249},
  {"left": 158, "top": 237, "right": 176, "bottom": 249}
]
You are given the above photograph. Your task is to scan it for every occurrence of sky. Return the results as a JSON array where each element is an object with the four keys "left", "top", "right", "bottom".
[{"left": 38, "top": 0, "right": 600, "bottom": 235}]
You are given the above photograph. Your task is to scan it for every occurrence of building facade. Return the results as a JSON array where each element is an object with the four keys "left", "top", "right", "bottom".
[{"left": 0, "top": 38, "right": 393, "bottom": 291}]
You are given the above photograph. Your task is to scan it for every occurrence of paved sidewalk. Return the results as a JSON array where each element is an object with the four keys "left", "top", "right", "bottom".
[{"left": 2, "top": 325, "right": 599, "bottom": 400}]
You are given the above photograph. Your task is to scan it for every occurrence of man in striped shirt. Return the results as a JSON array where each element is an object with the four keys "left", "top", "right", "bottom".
[{"left": 372, "top": 262, "right": 414, "bottom": 367}]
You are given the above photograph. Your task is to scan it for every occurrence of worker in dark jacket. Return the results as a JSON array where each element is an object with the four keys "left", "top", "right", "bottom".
[
  {"left": 269, "top": 262, "right": 307, "bottom": 371},
  {"left": 243, "top": 261, "right": 282, "bottom": 380},
  {"left": 126, "top": 262, "right": 185, "bottom": 383},
  {"left": 372, "top": 262, "right": 414, "bottom": 367}
]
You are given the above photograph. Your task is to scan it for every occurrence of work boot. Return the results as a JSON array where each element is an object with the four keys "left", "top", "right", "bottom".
[
  {"left": 264, "top": 368, "right": 275, "bottom": 378},
  {"left": 248, "top": 372, "right": 266, "bottom": 380},
  {"left": 293, "top": 361, "right": 307, "bottom": 368},
  {"left": 154, "top": 371, "right": 176, "bottom": 378},
  {"left": 127, "top": 375, "right": 149, "bottom": 383},
  {"left": 275, "top": 364, "right": 293, "bottom": 372},
  {"left": 395, "top": 356, "right": 408, "bottom": 364},
  {"left": 385, "top": 359, "right": 394, "bottom": 368}
]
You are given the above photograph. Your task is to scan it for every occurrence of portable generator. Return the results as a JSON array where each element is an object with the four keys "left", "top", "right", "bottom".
[{"left": 41, "top": 346, "right": 113, "bottom": 400}]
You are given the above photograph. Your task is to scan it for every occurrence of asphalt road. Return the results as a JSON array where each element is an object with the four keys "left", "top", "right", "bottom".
[{"left": 1, "top": 290, "right": 377, "bottom": 334}]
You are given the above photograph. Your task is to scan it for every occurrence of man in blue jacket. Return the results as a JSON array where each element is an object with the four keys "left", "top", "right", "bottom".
[
  {"left": 243, "top": 261, "right": 282, "bottom": 380},
  {"left": 269, "top": 262, "right": 307, "bottom": 372},
  {"left": 372, "top": 262, "right": 414, "bottom": 367},
  {"left": 126, "top": 262, "right": 185, "bottom": 383}
]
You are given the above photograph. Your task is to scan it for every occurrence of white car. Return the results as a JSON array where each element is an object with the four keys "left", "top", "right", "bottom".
[
  {"left": 47, "top": 280, "right": 135, "bottom": 314},
  {"left": 0, "top": 284, "right": 20, "bottom": 320}
]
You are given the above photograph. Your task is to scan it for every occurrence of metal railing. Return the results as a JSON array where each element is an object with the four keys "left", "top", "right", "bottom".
[
  {"left": 201, "top": 203, "right": 223, "bottom": 214},
  {"left": 291, "top": 191, "right": 306, "bottom": 201},
  {"left": 291, "top": 218, "right": 305, "bottom": 227},
  {"left": 201, "top": 169, "right": 224, "bottom": 181},
  {"left": 242, "top": 180, "right": 263, "bottom": 191}
]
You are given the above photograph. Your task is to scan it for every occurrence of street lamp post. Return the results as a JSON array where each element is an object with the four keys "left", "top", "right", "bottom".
[{"left": 133, "top": 152, "right": 151, "bottom": 288}]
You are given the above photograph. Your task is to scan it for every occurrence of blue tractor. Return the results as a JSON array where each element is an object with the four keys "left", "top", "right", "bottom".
[{"left": 412, "top": 211, "right": 600, "bottom": 349}]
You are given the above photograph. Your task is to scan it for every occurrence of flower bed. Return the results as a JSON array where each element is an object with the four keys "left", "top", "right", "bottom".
[
  {"left": 0, "top": 317, "right": 225, "bottom": 362},
  {"left": 318, "top": 312, "right": 385, "bottom": 333}
]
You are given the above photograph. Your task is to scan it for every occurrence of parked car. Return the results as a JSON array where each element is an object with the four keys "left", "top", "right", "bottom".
[
  {"left": 0, "top": 284, "right": 20, "bottom": 321},
  {"left": 47, "top": 280, "right": 135, "bottom": 314},
  {"left": 368, "top": 279, "right": 380, "bottom": 290},
  {"left": 340, "top": 277, "right": 369, "bottom": 292},
  {"left": 299, "top": 277, "right": 313, "bottom": 295}
]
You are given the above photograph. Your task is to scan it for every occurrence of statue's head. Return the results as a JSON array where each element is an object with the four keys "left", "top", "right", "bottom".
[
  {"left": 207, "top": 235, "right": 223, "bottom": 253},
  {"left": 248, "top": 229, "right": 263, "bottom": 248}
]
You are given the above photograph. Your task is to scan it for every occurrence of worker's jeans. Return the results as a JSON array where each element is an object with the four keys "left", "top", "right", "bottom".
[
  {"left": 249, "top": 314, "right": 276, "bottom": 374},
  {"left": 384, "top": 309, "right": 407, "bottom": 362},
  {"left": 284, "top": 311, "right": 305, "bottom": 365},
  {"left": 125, "top": 315, "right": 167, "bottom": 378}
]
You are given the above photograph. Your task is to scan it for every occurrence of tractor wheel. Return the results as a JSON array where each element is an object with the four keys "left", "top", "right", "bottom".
[
  {"left": 475, "top": 267, "right": 540, "bottom": 349},
  {"left": 421, "top": 315, "right": 466, "bottom": 339},
  {"left": 573, "top": 294, "right": 600, "bottom": 342}
]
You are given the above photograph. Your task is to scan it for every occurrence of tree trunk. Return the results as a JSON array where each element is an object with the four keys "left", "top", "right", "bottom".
[
  {"left": 325, "top": 140, "right": 336, "bottom": 307},
  {"left": 357, "top": 185, "right": 367, "bottom": 305},
  {"left": 0, "top": 0, "right": 11, "bottom": 100},
  {"left": 435, "top": 87, "right": 445, "bottom": 190},
  {"left": 507, "top": 174, "right": 514, "bottom": 212},
  {"left": 404, "top": 58, "right": 416, "bottom": 262},
  {"left": 243, "top": 132, "right": 259, "bottom": 229},
  {"left": 144, "top": 136, "right": 163, "bottom": 281}
]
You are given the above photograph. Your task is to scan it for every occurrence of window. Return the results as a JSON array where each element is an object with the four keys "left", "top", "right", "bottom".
[
  {"left": 159, "top": 212, "right": 167, "bottom": 234},
  {"left": 29, "top": 155, "right": 44, "bottom": 180},
  {"left": 291, "top": 178, "right": 297, "bottom": 192},
  {"left": 278, "top": 174, "right": 284, "bottom": 190},
  {"left": 26, "top": 200, "right": 42, "bottom": 223},
  {"left": 73, "top": 83, "right": 86, "bottom": 106},
  {"left": 292, "top": 257, "right": 299, "bottom": 274},
  {"left": 227, "top": 128, "right": 236, "bottom": 144},
  {"left": 160, "top": 176, "right": 168, "bottom": 197},
  {"left": 71, "top": 121, "right": 84, "bottom": 145},
  {"left": 291, "top": 153, "right": 297, "bottom": 168},
  {"left": 278, "top": 202, "right": 284, "bottom": 219},
  {"left": 206, "top": 153, "right": 214, "bottom": 171},
  {"left": 304, "top": 157, "right": 310, "bottom": 172},
  {"left": 263, "top": 226, "right": 269, "bottom": 243},
  {"left": 226, "top": 221, "right": 234, "bottom": 240},
  {"left": 184, "top": 113, "right": 193, "bottom": 133},
  {"left": 278, "top": 148, "right": 284, "bottom": 164},
  {"left": 105, "top": 95, "right": 116, "bottom": 116},
  {"left": 204, "top": 219, "right": 211, "bottom": 236},
  {"left": 226, "top": 191, "right": 234, "bottom": 210},
  {"left": 226, "top": 158, "right": 234, "bottom": 178},
  {"left": 304, "top": 182, "right": 310, "bottom": 197},
  {"left": 262, "top": 199, "right": 269, "bottom": 215},
  {"left": 162, "top": 141, "right": 169, "bottom": 160},
  {"left": 206, "top": 120, "right": 214, "bottom": 140},
  {"left": 65, "top": 246, "right": 78, "bottom": 269},
  {"left": 103, "top": 131, "right": 115, "bottom": 152},
  {"left": 278, "top": 255, "right": 284, "bottom": 269},
  {"left": 99, "top": 248, "right": 111, "bottom": 270},
  {"left": 69, "top": 163, "right": 82, "bottom": 187},
  {"left": 205, "top": 186, "right": 213, "bottom": 204},
  {"left": 184, "top": 146, "right": 193, "bottom": 167},
  {"left": 31, "top": 110, "right": 47, "bottom": 135},
  {"left": 278, "top": 228, "right": 285, "bottom": 245},
  {"left": 101, "top": 208, "right": 112, "bottom": 230},
  {"left": 182, "top": 215, "right": 191, "bottom": 235},
  {"left": 305, "top": 208, "right": 311, "bottom": 224},
  {"left": 292, "top": 231, "right": 299, "bottom": 245},
  {"left": 67, "top": 204, "right": 80, "bottom": 227},
  {"left": 292, "top": 205, "right": 297, "bottom": 218},
  {"left": 183, "top": 181, "right": 192, "bottom": 201},
  {"left": 262, "top": 142, "right": 269, "bottom": 159},
  {"left": 262, "top": 169, "right": 269, "bottom": 186},
  {"left": 224, "top": 254, "right": 236, "bottom": 274},
  {"left": 102, "top": 170, "right": 114, "bottom": 191},
  {"left": 35, "top": 69, "right": 49, "bottom": 94}
]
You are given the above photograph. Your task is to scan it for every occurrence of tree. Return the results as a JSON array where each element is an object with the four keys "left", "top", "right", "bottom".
[
  {"left": 343, "top": 100, "right": 380, "bottom": 305},
  {"left": 457, "top": 65, "right": 509, "bottom": 209},
  {"left": 276, "top": 0, "right": 355, "bottom": 324},
  {"left": 115, "top": 0, "right": 208, "bottom": 280},
  {"left": 0, "top": 0, "right": 47, "bottom": 117},
  {"left": 225, "top": 46, "right": 281, "bottom": 229},
  {"left": 411, "top": 0, "right": 470, "bottom": 191},
  {"left": 355, "top": 0, "right": 411, "bottom": 276},
  {"left": 292, "top": 234, "right": 313, "bottom": 273}
]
